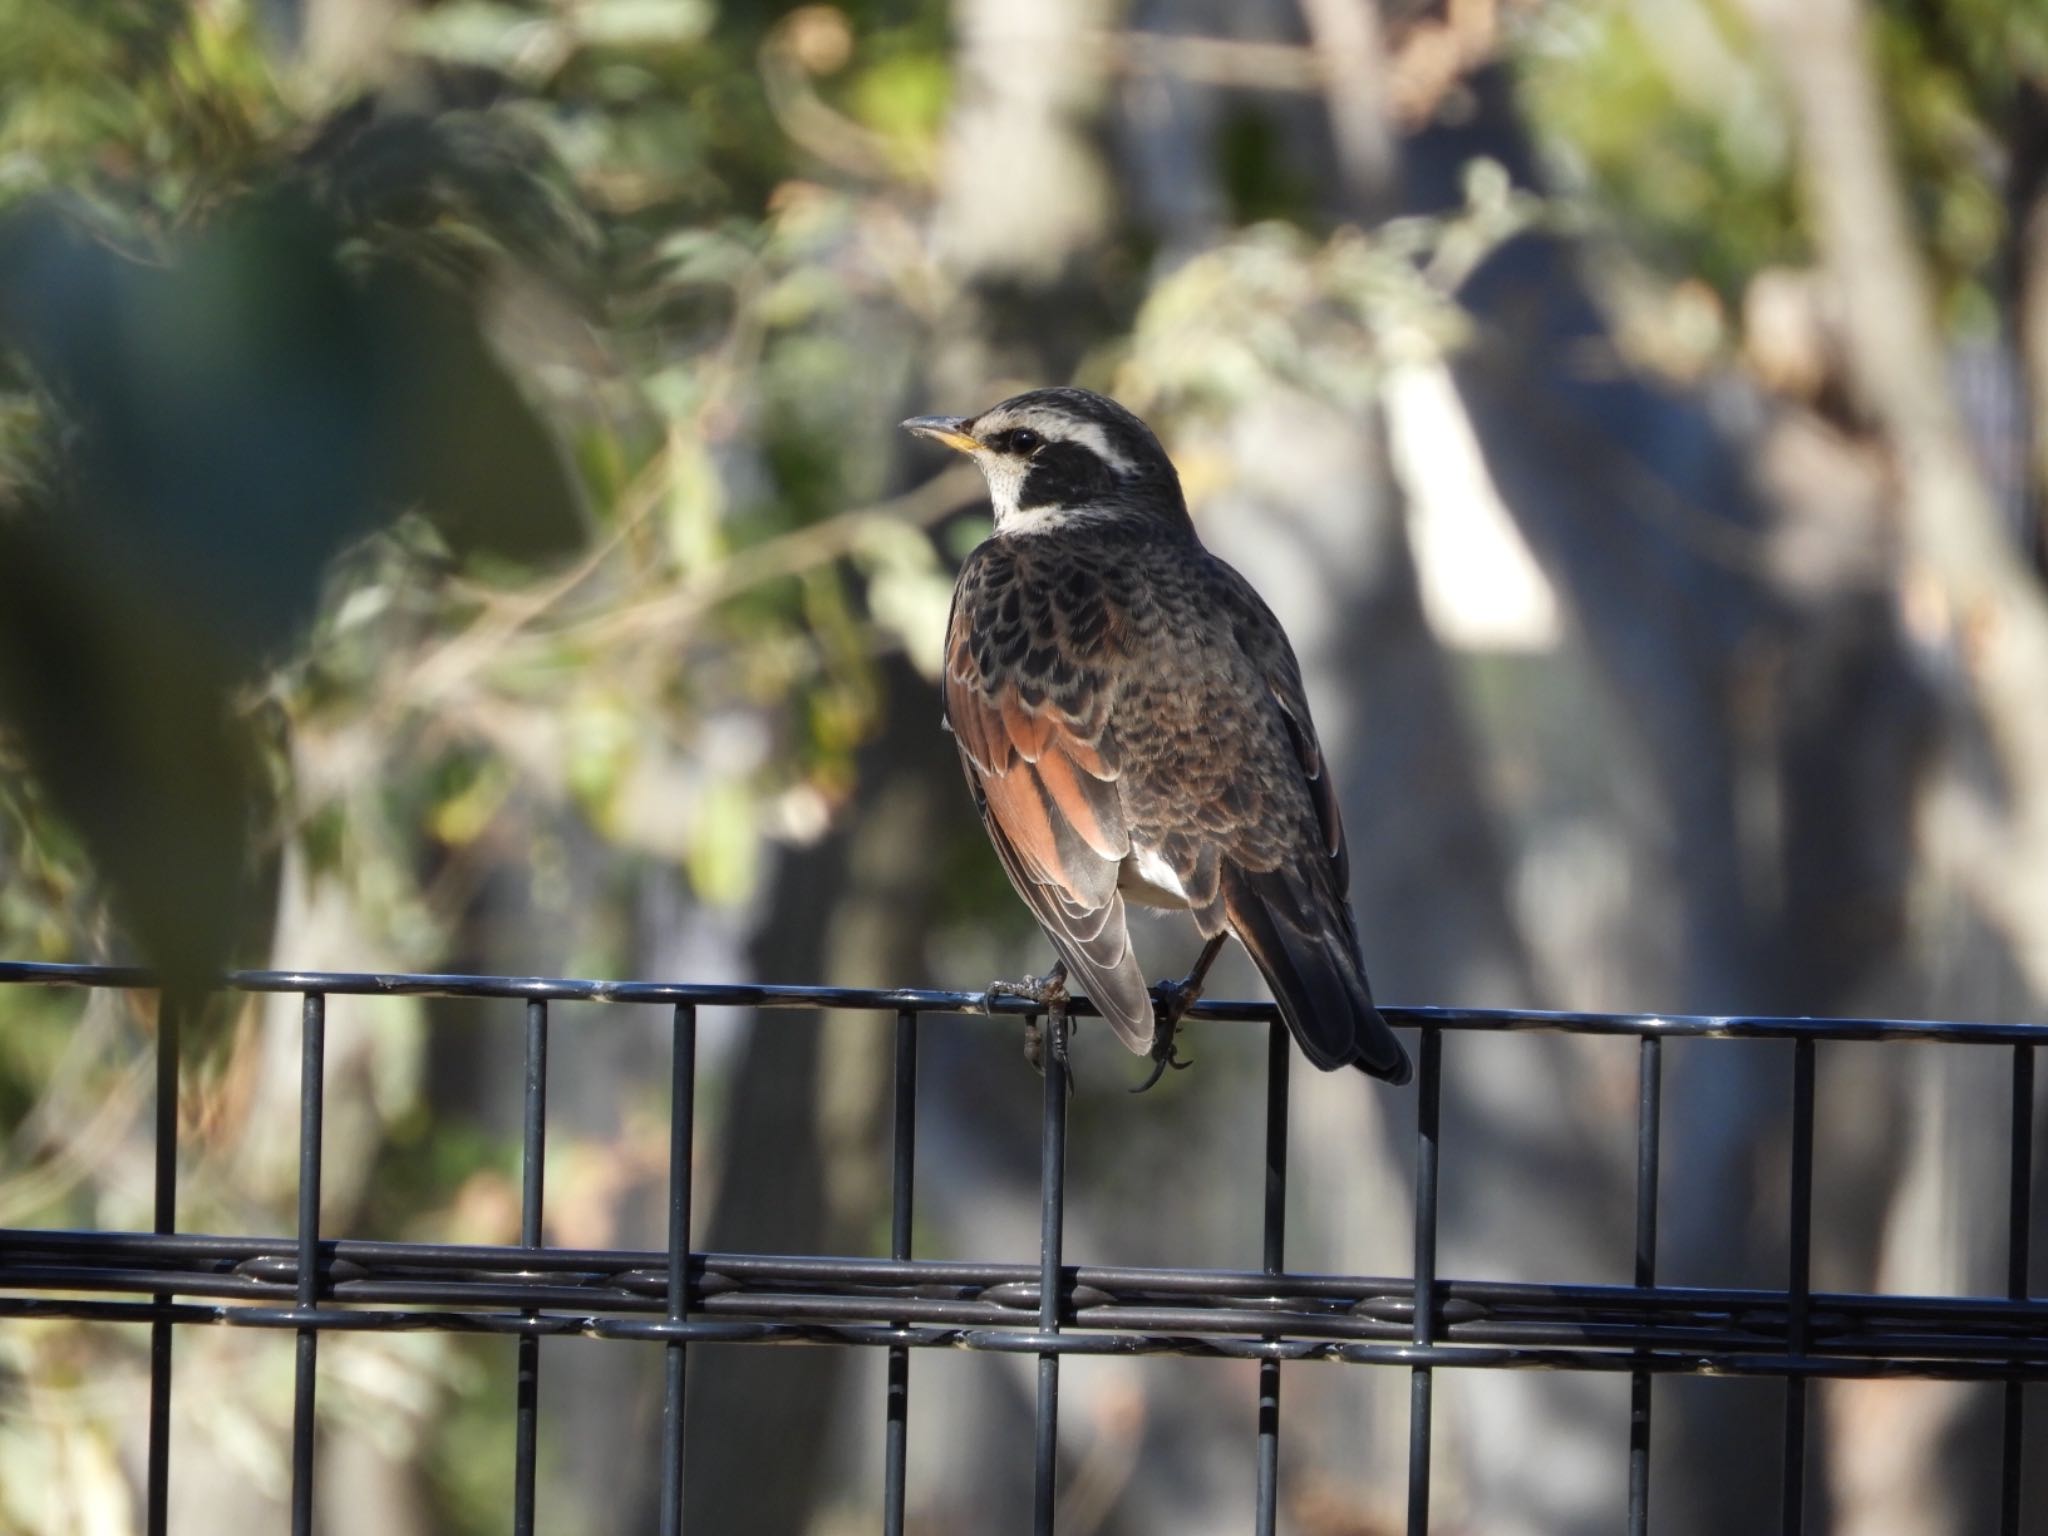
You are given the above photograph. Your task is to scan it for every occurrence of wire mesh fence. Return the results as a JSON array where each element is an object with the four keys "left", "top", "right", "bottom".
[{"left": 0, "top": 960, "right": 2043, "bottom": 1535}]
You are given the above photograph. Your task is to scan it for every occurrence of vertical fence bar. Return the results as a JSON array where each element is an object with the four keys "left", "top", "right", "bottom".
[
  {"left": 291, "top": 993, "right": 326, "bottom": 1536},
  {"left": 1407, "top": 1027, "right": 1443, "bottom": 1536},
  {"left": 1628, "top": 1035, "right": 1663, "bottom": 1536},
  {"left": 515, "top": 998, "right": 549, "bottom": 1536},
  {"left": 145, "top": 993, "right": 182, "bottom": 1536},
  {"left": 1255, "top": 1019, "right": 1291, "bottom": 1536},
  {"left": 661, "top": 1003, "right": 697, "bottom": 1536},
  {"left": 1781, "top": 1038, "right": 1815, "bottom": 1536},
  {"left": 1033, "top": 1007, "right": 1070, "bottom": 1536},
  {"left": 883, "top": 1009, "right": 920, "bottom": 1536},
  {"left": 2002, "top": 1041, "right": 2034, "bottom": 1536}
]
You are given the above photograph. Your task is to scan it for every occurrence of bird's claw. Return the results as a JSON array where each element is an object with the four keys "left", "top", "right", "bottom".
[
  {"left": 1022, "top": 1011, "right": 1076, "bottom": 1083},
  {"left": 1128, "top": 1037, "right": 1193, "bottom": 1095},
  {"left": 987, "top": 966, "right": 1071, "bottom": 1077},
  {"left": 1129, "top": 978, "right": 1200, "bottom": 1094},
  {"left": 984, "top": 964, "right": 1069, "bottom": 1012}
]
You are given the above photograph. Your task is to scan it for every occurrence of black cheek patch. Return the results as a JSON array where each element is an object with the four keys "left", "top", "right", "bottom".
[{"left": 1018, "top": 442, "right": 1115, "bottom": 510}]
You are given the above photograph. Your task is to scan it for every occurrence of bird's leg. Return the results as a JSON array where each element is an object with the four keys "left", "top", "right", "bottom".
[
  {"left": 986, "top": 958, "right": 1070, "bottom": 1074},
  {"left": 1131, "top": 932, "right": 1228, "bottom": 1094}
]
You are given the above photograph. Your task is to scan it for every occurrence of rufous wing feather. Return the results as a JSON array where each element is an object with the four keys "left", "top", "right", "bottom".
[{"left": 945, "top": 587, "right": 1153, "bottom": 1052}]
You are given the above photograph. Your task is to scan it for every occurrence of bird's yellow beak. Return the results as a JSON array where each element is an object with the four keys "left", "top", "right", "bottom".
[{"left": 901, "top": 414, "right": 980, "bottom": 454}]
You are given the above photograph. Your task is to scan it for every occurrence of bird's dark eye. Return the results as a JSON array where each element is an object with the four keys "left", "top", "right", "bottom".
[{"left": 1005, "top": 428, "right": 1043, "bottom": 455}]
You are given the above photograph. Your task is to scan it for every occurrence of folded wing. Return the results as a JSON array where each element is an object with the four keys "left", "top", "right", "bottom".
[
  {"left": 944, "top": 566, "right": 1155, "bottom": 1051},
  {"left": 1168, "top": 561, "right": 1412, "bottom": 1085}
]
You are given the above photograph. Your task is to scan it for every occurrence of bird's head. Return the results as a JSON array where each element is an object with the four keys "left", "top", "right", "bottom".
[{"left": 903, "top": 387, "right": 1189, "bottom": 537}]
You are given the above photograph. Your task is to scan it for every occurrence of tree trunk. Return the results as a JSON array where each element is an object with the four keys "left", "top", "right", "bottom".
[{"left": 1417, "top": 56, "right": 1933, "bottom": 1534}]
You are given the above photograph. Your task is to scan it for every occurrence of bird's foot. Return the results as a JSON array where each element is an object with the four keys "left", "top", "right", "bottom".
[
  {"left": 1129, "top": 976, "right": 1201, "bottom": 1094},
  {"left": 1020, "top": 1007, "right": 1075, "bottom": 1077},
  {"left": 986, "top": 963, "right": 1071, "bottom": 1075}
]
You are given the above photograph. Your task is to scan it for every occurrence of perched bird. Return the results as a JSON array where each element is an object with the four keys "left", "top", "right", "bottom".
[{"left": 904, "top": 387, "right": 1411, "bottom": 1088}]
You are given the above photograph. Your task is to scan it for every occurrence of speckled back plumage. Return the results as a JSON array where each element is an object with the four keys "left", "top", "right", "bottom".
[{"left": 926, "top": 388, "right": 1409, "bottom": 1084}]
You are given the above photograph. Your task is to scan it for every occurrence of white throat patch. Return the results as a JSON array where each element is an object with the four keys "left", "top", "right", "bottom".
[
  {"left": 976, "top": 449, "right": 1034, "bottom": 531},
  {"left": 995, "top": 502, "right": 1087, "bottom": 535}
]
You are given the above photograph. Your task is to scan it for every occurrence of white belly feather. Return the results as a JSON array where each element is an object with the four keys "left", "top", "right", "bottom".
[{"left": 1118, "top": 845, "right": 1190, "bottom": 909}]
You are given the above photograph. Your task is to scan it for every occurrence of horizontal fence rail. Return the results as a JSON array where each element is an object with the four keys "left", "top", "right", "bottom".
[{"left": 0, "top": 960, "right": 2043, "bottom": 1536}]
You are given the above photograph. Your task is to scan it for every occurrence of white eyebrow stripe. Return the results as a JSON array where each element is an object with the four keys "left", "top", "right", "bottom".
[
  {"left": 982, "top": 407, "right": 1135, "bottom": 476},
  {"left": 1057, "top": 419, "right": 1135, "bottom": 474}
]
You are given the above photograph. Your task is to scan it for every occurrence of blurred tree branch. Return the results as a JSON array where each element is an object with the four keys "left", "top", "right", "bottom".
[
  {"left": 681, "top": 0, "right": 1131, "bottom": 1519},
  {"left": 1746, "top": 0, "right": 2048, "bottom": 1002}
]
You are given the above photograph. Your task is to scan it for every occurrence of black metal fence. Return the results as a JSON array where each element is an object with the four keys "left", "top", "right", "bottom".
[{"left": 0, "top": 960, "right": 2044, "bottom": 1535}]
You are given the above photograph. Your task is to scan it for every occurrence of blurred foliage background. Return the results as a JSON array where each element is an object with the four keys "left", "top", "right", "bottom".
[{"left": 3, "top": 0, "right": 2048, "bottom": 1532}]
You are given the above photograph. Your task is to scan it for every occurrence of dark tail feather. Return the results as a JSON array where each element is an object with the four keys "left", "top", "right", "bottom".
[
  {"left": 1223, "top": 869, "right": 1412, "bottom": 1085},
  {"left": 1348, "top": 1011, "right": 1412, "bottom": 1085}
]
